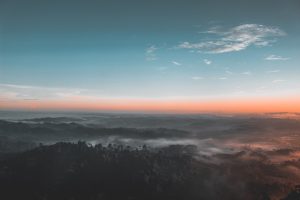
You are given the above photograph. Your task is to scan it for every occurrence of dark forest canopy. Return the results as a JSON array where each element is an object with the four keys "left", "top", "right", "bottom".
[{"left": 0, "top": 142, "right": 300, "bottom": 200}]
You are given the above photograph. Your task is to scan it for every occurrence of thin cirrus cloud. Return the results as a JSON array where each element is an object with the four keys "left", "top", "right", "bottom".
[
  {"left": 0, "top": 83, "right": 92, "bottom": 101},
  {"left": 172, "top": 61, "right": 182, "bottom": 66},
  {"left": 177, "top": 24, "right": 286, "bottom": 54},
  {"left": 265, "top": 55, "right": 290, "bottom": 61},
  {"left": 225, "top": 70, "right": 234, "bottom": 75},
  {"left": 272, "top": 79, "right": 286, "bottom": 84},
  {"left": 267, "top": 70, "right": 280, "bottom": 73},
  {"left": 192, "top": 76, "right": 204, "bottom": 80},
  {"left": 203, "top": 59, "right": 212, "bottom": 65},
  {"left": 145, "top": 45, "right": 158, "bottom": 61},
  {"left": 241, "top": 71, "right": 252, "bottom": 75}
]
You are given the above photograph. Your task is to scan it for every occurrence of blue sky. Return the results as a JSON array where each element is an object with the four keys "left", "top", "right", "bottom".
[{"left": 0, "top": 0, "right": 300, "bottom": 105}]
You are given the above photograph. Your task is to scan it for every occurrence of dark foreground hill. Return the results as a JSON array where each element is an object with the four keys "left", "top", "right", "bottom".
[{"left": 0, "top": 142, "right": 299, "bottom": 200}]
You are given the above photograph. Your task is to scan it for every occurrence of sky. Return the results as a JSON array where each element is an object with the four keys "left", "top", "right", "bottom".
[{"left": 0, "top": 0, "right": 300, "bottom": 113}]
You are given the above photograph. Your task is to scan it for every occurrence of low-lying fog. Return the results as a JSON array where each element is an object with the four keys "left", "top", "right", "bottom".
[
  {"left": 1, "top": 111, "right": 300, "bottom": 199},
  {"left": 1, "top": 111, "right": 300, "bottom": 156}
]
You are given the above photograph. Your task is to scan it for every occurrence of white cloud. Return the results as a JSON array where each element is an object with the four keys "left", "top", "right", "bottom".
[
  {"left": 192, "top": 76, "right": 203, "bottom": 80},
  {"left": 257, "top": 86, "right": 267, "bottom": 91},
  {"left": 241, "top": 71, "right": 252, "bottom": 75},
  {"left": 178, "top": 24, "right": 285, "bottom": 54},
  {"left": 265, "top": 55, "right": 289, "bottom": 61},
  {"left": 218, "top": 77, "right": 228, "bottom": 80},
  {"left": 172, "top": 61, "right": 182, "bottom": 66},
  {"left": 267, "top": 70, "right": 280, "bottom": 73},
  {"left": 145, "top": 45, "right": 158, "bottom": 61},
  {"left": 225, "top": 70, "right": 233, "bottom": 75},
  {"left": 0, "top": 83, "right": 91, "bottom": 101},
  {"left": 203, "top": 59, "right": 212, "bottom": 65},
  {"left": 272, "top": 79, "right": 286, "bottom": 83},
  {"left": 199, "top": 25, "right": 222, "bottom": 34}
]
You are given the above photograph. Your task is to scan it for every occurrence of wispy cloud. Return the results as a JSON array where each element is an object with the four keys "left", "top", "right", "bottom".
[
  {"left": 177, "top": 24, "right": 285, "bottom": 54},
  {"left": 256, "top": 86, "right": 267, "bottom": 92},
  {"left": 265, "top": 55, "right": 289, "bottom": 61},
  {"left": 192, "top": 76, "right": 203, "bottom": 80},
  {"left": 218, "top": 77, "right": 228, "bottom": 80},
  {"left": 272, "top": 79, "right": 286, "bottom": 84},
  {"left": 172, "top": 61, "right": 182, "bottom": 66},
  {"left": 203, "top": 59, "right": 212, "bottom": 65},
  {"left": 225, "top": 70, "right": 234, "bottom": 75},
  {"left": 0, "top": 83, "right": 92, "bottom": 101},
  {"left": 267, "top": 70, "right": 280, "bottom": 73},
  {"left": 241, "top": 71, "right": 252, "bottom": 75},
  {"left": 145, "top": 45, "right": 158, "bottom": 61}
]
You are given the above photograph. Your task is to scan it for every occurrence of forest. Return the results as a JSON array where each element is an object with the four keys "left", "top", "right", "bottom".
[{"left": 0, "top": 141, "right": 300, "bottom": 200}]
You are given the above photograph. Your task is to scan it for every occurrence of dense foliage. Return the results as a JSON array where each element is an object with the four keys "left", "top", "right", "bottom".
[{"left": 0, "top": 142, "right": 299, "bottom": 200}]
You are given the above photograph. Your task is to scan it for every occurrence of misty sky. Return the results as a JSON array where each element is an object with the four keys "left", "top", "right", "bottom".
[{"left": 0, "top": 0, "right": 300, "bottom": 112}]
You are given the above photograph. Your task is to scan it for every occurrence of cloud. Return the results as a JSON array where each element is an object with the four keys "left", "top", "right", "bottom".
[
  {"left": 257, "top": 86, "right": 267, "bottom": 89},
  {"left": 0, "top": 83, "right": 91, "bottom": 101},
  {"left": 241, "top": 71, "right": 252, "bottom": 75},
  {"left": 225, "top": 70, "right": 234, "bottom": 75},
  {"left": 272, "top": 79, "right": 286, "bottom": 83},
  {"left": 172, "top": 61, "right": 182, "bottom": 66},
  {"left": 192, "top": 76, "right": 203, "bottom": 80},
  {"left": 218, "top": 77, "right": 228, "bottom": 80},
  {"left": 177, "top": 24, "right": 285, "bottom": 54},
  {"left": 145, "top": 45, "right": 158, "bottom": 61},
  {"left": 267, "top": 70, "right": 280, "bottom": 73},
  {"left": 265, "top": 55, "right": 290, "bottom": 61},
  {"left": 203, "top": 59, "right": 212, "bottom": 65}
]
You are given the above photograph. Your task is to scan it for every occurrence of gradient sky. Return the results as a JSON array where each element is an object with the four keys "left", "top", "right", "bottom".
[{"left": 0, "top": 0, "right": 300, "bottom": 113}]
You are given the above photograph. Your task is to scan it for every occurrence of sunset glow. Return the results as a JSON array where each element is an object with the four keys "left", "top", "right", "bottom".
[
  {"left": 1, "top": 96, "right": 300, "bottom": 113},
  {"left": 1, "top": 1, "right": 300, "bottom": 199},
  {"left": 1, "top": 0, "right": 299, "bottom": 114}
]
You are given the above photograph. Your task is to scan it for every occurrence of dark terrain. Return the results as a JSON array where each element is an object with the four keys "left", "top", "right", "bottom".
[
  {"left": 0, "top": 112, "right": 300, "bottom": 200},
  {"left": 0, "top": 142, "right": 300, "bottom": 200}
]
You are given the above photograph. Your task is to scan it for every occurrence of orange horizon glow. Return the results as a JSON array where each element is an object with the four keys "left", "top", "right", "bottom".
[{"left": 1, "top": 95, "right": 300, "bottom": 114}]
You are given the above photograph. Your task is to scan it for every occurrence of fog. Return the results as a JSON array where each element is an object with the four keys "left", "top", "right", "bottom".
[{"left": 1, "top": 111, "right": 300, "bottom": 199}]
